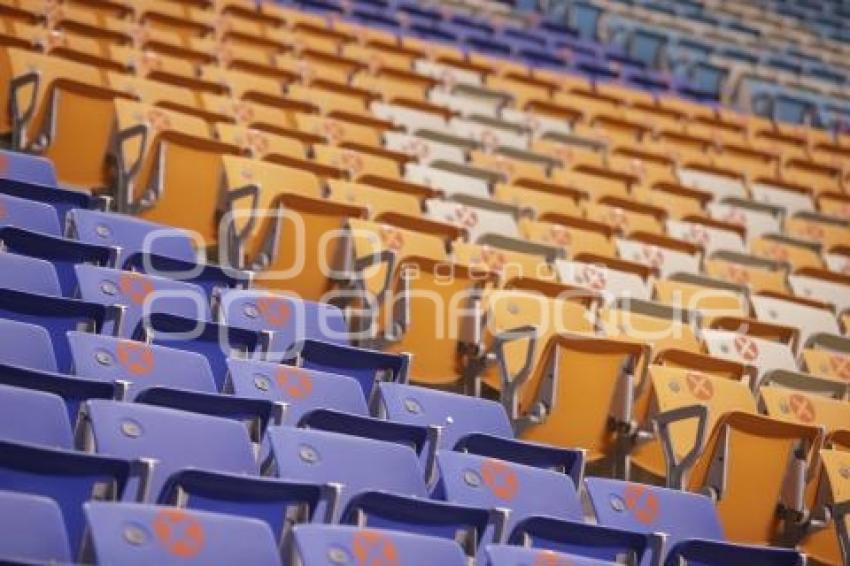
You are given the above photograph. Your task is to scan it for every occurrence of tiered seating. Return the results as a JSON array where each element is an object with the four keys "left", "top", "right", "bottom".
[{"left": 0, "top": 0, "right": 846, "bottom": 564}]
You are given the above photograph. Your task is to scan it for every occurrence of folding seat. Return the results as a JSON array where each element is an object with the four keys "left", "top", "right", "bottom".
[
  {"left": 313, "top": 143, "right": 400, "bottom": 179},
  {"left": 425, "top": 198, "right": 519, "bottom": 243},
  {"left": 326, "top": 179, "right": 422, "bottom": 219},
  {"left": 292, "top": 524, "right": 467, "bottom": 566},
  {"left": 701, "top": 329, "right": 797, "bottom": 382},
  {"left": 653, "top": 272, "right": 748, "bottom": 325},
  {"left": 216, "top": 123, "right": 308, "bottom": 160},
  {"left": 704, "top": 251, "right": 788, "bottom": 293},
  {"left": 452, "top": 241, "right": 556, "bottom": 283},
  {"left": 800, "top": 333, "right": 850, "bottom": 383},
  {"left": 82, "top": 502, "right": 280, "bottom": 566},
  {"left": 106, "top": 72, "right": 198, "bottom": 110},
  {"left": 677, "top": 163, "right": 748, "bottom": 201},
  {"left": 586, "top": 198, "right": 666, "bottom": 236},
  {"left": 429, "top": 84, "right": 510, "bottom": 118},
  {"left": 520, "top": 216, "right": 617, "bottom": 259},
  {"left": 599, "top": 298, "right": 701, "bottom": 358},
  {"left": 586, "top": 478, "right": 805, "bottom": 566},
  {"left": 295, "top": 113, "right": 384, "bottom": 147},
  {"left": 0, "top": 191, "right": 62, "bottom": 236},
  {"left": 553, "top": 164, "right": 635, "bottom": 201},
  {"left": 406, "top": 160, "right": 502, "bottom": 199},
  {"left": 267, "top": 427, "right": 491, "bottom": 553},
  {"left": 376, "top": 382, "right": 584, "bottom": 481},
  {"left": 112, "top": 100, "right": 246, "bottom": 251},
  {"left": 748, "top": 178, "right": 815, "bottom": 217},
  {"left": 250, "top": 193, "right": 365, "bottom": 300},
  {"left": 619, "top": 232, "right": 703, "bottom": 278},
  {"left": 607, "top": 146, "right": 677, "bottom": 188},
  {"left": 81, "top": 400, "right": 325, "bottom": 536},
  {"left": 469, "top": 150, "right": 549, "bottom": 183},
  {"left": 707, "top": 197, "right": 783, "bottom": 241},
  {"left": 0, "top": 251, "right": 62, "bottom": 296},
  {"left": 789, "top": 267, "right": 850, "bottom": 312},
  {"left": 342, "top": 43, "right": 416, "bottom": 72},
  {"left": 199, "top": 66, "right": 282, "bottom": 99},
  {"left": 0, "top": 383, "right": 130, "bottom": 555},
  {"left": 485, "top": 545, "right": 617, "bottom": 566},
  {"left": 751, "top": 292, "right": 838, "bottom": 351},
  {"left": 782, "top": 158, "right": 842, "bottom": 195},
  {"left": 449, "top": 115, "right": 530, "bottom": 151},
  {"left": 66, "top": 209, "right": 198, "bottom": 267},
  {"left": 761, "top": 386, "right": 850, "bottom": 432},
  {"left": 75, "top": 265, "right": 210, "bottom": 337},
  {"left": 556, "top": 254, "right": 653, "bottom": 303},
  {"left": 494, "top": 181, "right": 583, "bottom": 218},
  {"left": 711, "top": 142, "right": 779, "bottom": 182},
  {"left": 666, "top": 216, "right": 746, "bottom": 255},
  {"left": 0, "top": 490, "right": 72, "bottom": 564},
  {"left": 0, "top": 148, "right": 57, "bottom": 187},
  {"left": 785, "top": 211, "right": 850, "bottom": 250},
  {"left": 372, "top": 101, "right": 452, "bottom": 136},
  {"left": 750, "top": 234, "right": 823, "bottom": 271}
]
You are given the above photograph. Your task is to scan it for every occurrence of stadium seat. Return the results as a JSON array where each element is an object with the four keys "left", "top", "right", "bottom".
[
  {"left": 82, "top": 502, "right": 282, "bottom": 566},
  {"left": 291, "top": 524, "right": 467, "bottom": 566},
  {"left": 0, "top": 192, "right": 61, "bottom": 236},
  {"left": 0, "top": 490, "right": 71, "bottom": 564},
  {"left": 0, "top": 251, "right": 61, "bottom": 296}
]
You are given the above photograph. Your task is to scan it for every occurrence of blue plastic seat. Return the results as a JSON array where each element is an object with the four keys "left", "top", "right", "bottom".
[
  {"left": 0, "top": 252, "right": 62, "bottom": 296},
  {"left": 292, "top": 524, "right": 467, "bottom": 566},
  {"left": 0, "top": 150, "right": 58, "bottom": 187},
  {"left": 376, "top": 383, "right": 583, "bottom": 484},
  {"left": 0, "top": 490, "right": 72, "bottom": 564},
  {"left": 0, "top": 192, "right": 61, "bottom": 236},
  {"left": 123, "top": 252, "right": 247, "bottom": 300},
  {"left": 75, "top": 265, "right": 211, "bottom": 337},
  {"left": 585, "top": 478, "right": 804, "bottom": 566},
  {"left": 83, "top": 400, "right": 325, "bottom": 537},
  {"left": 0, "top": 288, "right": 116, "bottom": 372},
  {"left": 484, "top": 545, "right": 616, "bottom": 566},
  {"left": 663, "top": 539, "right": 804, "bottom": 566},
  {"left": 0, "top": 227, "right": 115, "bottom": 296},
  {"left": 268, "top": 427, "right": 491, "bottom": 553},
  {"left": 0, "top": 177, "right": 96, "bottom": 226},
  {"left": 83, "top": 502, "right": 281, "bottom": 566},
  {"left": 0, "top": 387, "right": 129, "bottom": 555},
  {"left": 67, "top": 209, "right": 198, "bottom": 267},
  {"left": 0, "top": 319, "right": 58, "bottom": 372},
  {"left": 433, "top": 451, "right": 584, "bottom": 541},
  {"left": 135, "top": 313, "right": 263, "bottom": 390}
]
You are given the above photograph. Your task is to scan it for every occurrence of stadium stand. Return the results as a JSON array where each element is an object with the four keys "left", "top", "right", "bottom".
[{"left": 0, "top": 0, "right": 846, "bottom": 564}]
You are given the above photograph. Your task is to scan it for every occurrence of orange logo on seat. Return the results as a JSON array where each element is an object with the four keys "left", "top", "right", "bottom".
[
  {"left": 116, "top": 341, "right": 155, "bottom": 376},
  {"left": 685, "top": 373, "right": 714, "bottom": 401},
  {"left": 533, "top": 550, "right": 571, "bottom": 566},
  {"left": 378, "top": 225, "right": 404, "bottom": 251},
  {"left": 733, "top": 334, "right": 759, "bottom": 363},
  {"left": 480, "top": 458, "right": 519, "bottom": 501},
  {"left": 118, "top": 273, "right": 155, "bottom": 305},
  {"left": 547, "top": 225, "right": 571, "bottom": 247},
  {"left": 623, "top": 483, "right": 659, "bottom": 525},
  {"left": 255, "top": 297, "right": 291, "bottom": 327},
  {"left": 352, "top": 530, "right": 399, "bottom": 566},
  {"left": 829, "top": 354, "right": 850, "bottom": 381},
  {"left": 788, "top": 393, "right": 816, "bottom": 424},
  {"left": 275, "top": 367, "right": 313, "bottom": 399},
  {"left": 152, "top": 508, "right": 205, "bottom": 558}
]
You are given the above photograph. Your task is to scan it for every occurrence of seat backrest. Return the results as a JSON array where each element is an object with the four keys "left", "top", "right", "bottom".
[
  {"left": 68, "top": 332, "right": 216, "bottom": 399},
  {"left": 0, "top": 288, "right": 109, "bottom": 372},
  {"left": 75, "top": 265, "right": 210, "bottom": 337},
  {"left": 0, "top": 318, "right": 58, "bottom": 372},
  {"left": 0, "top": 490, "right": 71, "bottom": 564},
  {"left": 85, "top": 400, "right": 257, "bottom": 501},
  {"left": 377, "top": 382, "right": 513, "bottom": 449},
  {"left": 0, "top": 251, "right": 61, "bottom": 296},
  {"left": 219, "top": 289, "right": 349, "bottom": 358},
  {"left": 702, "top": 330, "right": 798, "bottom": 378},
  {"left": 0, "top": 384, "right": 73, "bottom": 448},
  {"left": 484, "top": 545, "right": 614, "bottom": 566},
  {"left": 268, "top": 427, "right": 427, "bottom": 512},
  {"left": 760, "top": 387, "right": 850, "bottom": 433},
  {"left": 586, "top": 478, "right": 724, "bottom": 553},
  {"left": 0, "top": 192, "right": 61, "bottom": 236},
  {"left": 84, "top": 502, "right": 280, "bottom": 566},
  {"left": 687, "top": 411, "right": 822, "bottom": 545},
  {"left": 433, "top": 451, "right": 583, "bottom": 533},
  {"left": 0, "top": 150, "right": 57, "bottom": 186},
  {"left": 67, "top": 209, "right": 198, "bottom": 266},
  {"left": 227, "top": 359, "right": 368, "bottom": 425},
  {"left": 292, "top": 524, "right": 468, "bottom": 566},
  {"left": 138, "top": 313, "right": 262, "bottom": 390}
]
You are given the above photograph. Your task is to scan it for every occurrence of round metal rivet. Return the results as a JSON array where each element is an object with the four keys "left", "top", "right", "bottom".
[
  {"left": 507, "top": 303, "right": 519, "bottom": 315},
  {"left": 100, "top": 280, "right": 118, "bottom": 296},
  {"left": 779, "top": 401, "right": 790, "bottom": 414},
  {"left": 463, "top": 470, "right": 481, "bottom": 487},
  {"left": 243, "top": 304, "right": 260, "bottom": 319},
  {"left": 403, "top": 398, "right": 422, "bottom": 414},
  {"left": 121, "top": 420, "right": 142, "bottom": 438},
  {"left": 445, "top": 416, "right": 454, "bottom": 424},
  {"left": 95, "top": 224, "right": 111, "bottom": 238},
  {"left": 840, "top": 466, "right": 850, "bottom": 480},
  {"left": 123, "top": 525, "right": 147, "bottom": 545},
  {"left": 95, "top": 350, "right": 113, "bottom": 366},
  {"left": 299, "top": 445, "right": 319, "bottom": 464},
  {"left": 253, "top": 374, "right": 270, "bottom": 391},
  {"left": 768, "top": 309, "right": 778, "bottom": 319},
  {"left": 668, "top": 380, "right": 680, "bottom": 393},
  {"left": 720, "top": 344, "right": 729, "bottom": 354},
  {"left": 327, "top": 547, "right": 349, "bottom": 564},
  {"left": 610, "top": 494, "right": 626, "bottom": 512}
]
